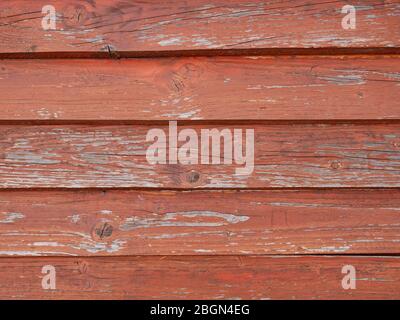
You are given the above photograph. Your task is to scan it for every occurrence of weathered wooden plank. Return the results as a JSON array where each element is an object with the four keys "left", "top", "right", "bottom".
[
  {"left": 1, "top": 256, "right": 400, "bottom": 299},
  {"left": 1, "top": 189, "right": 400, "bottom": 256},
  {"left": 1, "top": 56, "right": 400, "bottom": 120},
  {"left": 0, "top": 124, "right": 399, "bottom": 188},
  {"left": 1, "top": 1, "right": 399, "bottom": 55}
]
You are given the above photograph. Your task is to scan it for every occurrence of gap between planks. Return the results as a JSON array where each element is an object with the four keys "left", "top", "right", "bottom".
[{"left": 1, "top": 48, "right": 400, "bottom": 59}]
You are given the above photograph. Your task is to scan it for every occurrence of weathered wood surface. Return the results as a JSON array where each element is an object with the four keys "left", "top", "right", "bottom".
[
  {"left": 1, "top": 56, "right": 400, "bottom": 120},
  {"left": 0, "top": 124, "right": 399, "bottom": 188},
  {"left": 1, "top": 1, "right": 400, "bottom": 56},
  {"left": 1, "top": 0, "right": 400, "bottom": 301},
  {"left": 0, "top": 189, "right": 400, "bottom": 256},
  {"left": 1, "top": 256, "right": 400, "bottom": 299}
]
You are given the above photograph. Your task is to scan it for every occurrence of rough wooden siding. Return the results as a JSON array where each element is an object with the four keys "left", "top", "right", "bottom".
[
  {"left": 2, "top": 256, "right": 400, "bottom": 299},
  {"left": 0, "top": 56, "right": 399, "bottom": 121},
  {"left": 0, "top": 124, "right": 399, "bottom": 188},
  {"left": 0, "top": 0, "right": 399, "bottom": 299},
  {"left": 0, "top": 189, "right": 400, "bottom": 256},
  {"left": 1, "top": 0, "right": 400, "bottom": 56}
]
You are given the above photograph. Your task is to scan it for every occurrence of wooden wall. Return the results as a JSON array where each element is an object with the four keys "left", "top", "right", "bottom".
[{"left": 0, "top": 0, "right": 399, "bottom": 299}]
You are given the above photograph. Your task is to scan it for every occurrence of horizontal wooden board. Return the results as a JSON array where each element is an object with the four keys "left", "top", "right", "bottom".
[
  {"left": 1, "top": 256, "right": 400, "bottom": 299},
  {"left": 0, "top": 124, "right": 399, "bottom": 188},
  {"left": 1, "top": 56, "right": 400, "bottom": 120},
  {"left": 1, "top": 189, "right": 400, "bottom": 256},
  {"left": 1, "top": 1, "right": 400, "bottom": 55}
]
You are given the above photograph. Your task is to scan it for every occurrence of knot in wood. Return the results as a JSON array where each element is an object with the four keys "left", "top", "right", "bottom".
[
  {"left": 330, "top": 161, "right": 342, "bottom": 170},
  {"left": 93, "top": 222, "right": 113, "bottom": 240}
]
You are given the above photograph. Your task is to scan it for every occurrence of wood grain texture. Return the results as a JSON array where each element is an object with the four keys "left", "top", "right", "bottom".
[
  {"left": 0, "top": 124, "right": 399, "bottom": 188},
  {"left": 1, "top": 256, "right": 400, "bottom": 299},
  {"left": 1, "top": 56, "right": 400, "bottom": 120},
  {"left": 1, "top": 189, "right": 400, "bottom": 256},
  {"left": 2, "top": 0, "right": 400, "bottom": 302},
  {"left": 1, "top": 0, "right": 400, "bottom": 55}
]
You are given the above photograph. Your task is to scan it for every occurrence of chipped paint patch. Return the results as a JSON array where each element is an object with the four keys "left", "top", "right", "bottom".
[
  {"left": 304, "top": 246, "right": 352, "bottom": 253},
  {"left": 36, "top": 108, "right": 61, "bottom": 119},
  {"left": 161, "top": 109, "right": 202, "bottom": 119},
  {"left": 6, "top": 150, "right": 60, "bottom": 165},
  {"left": 317, "top": 74, "right": 366, "bottom": 85},
  {"left": 158, "top": 37, "right": 185, "bottom": 46},
  {"left": 74, "top": 239, "right": 126, "bottom": 254},
  {"left": 120, "top": 211, "right": 249, "bottom": 231},
  {"left": 31, "top": 242, "right": 61, "bottom": 247},
  {"left": 0, "top": 251, "right": 75, "bottom": 256},
  {"left": 70, "top": 214, "right": 80, "bottom": 223},
  {"left": 0, "top": 212, "right": 25, "bottom": 224}
]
